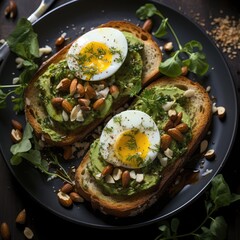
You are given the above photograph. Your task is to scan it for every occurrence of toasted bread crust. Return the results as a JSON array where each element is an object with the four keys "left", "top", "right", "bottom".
[
  {"left": 24, "top": 21, "right": 162, "bottom": 146},
  {"left": 75, "top": 76, "right": 213, "bottom": 217}
]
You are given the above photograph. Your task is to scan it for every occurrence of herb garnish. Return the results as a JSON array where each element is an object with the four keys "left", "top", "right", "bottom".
[
  {"left": 0, "top": 18, "right": 40, "bottom": 112},
  {"left": 10, "top": 123, "right": 73, "bottom": 184},
  {"left": 154, "top": 174, "right": 240, "bottom": 239},
  {"left": 136, "top": 3, "right": 209, "bottom": 77}
]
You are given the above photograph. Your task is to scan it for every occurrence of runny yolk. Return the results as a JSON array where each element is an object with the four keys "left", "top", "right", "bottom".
[
  {"left": 79, "top": 41, "right": 112, "bottom": 79},
  {"left": 114, "top": 129, "right": 150, "bottom": 168}
]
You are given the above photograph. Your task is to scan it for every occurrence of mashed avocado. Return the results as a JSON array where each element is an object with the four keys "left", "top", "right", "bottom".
[
  {"left": 88, "top": 85, "right": 192, "bottom": 196},
  {"left": 37, "top": 32, "right": 144, "bottom": 141}
]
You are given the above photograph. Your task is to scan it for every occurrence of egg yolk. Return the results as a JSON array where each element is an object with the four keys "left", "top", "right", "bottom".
[
  {"left": 114, "top": 129, "right": 150, "bottom": 168},
  {"left": 79, "top": 42, "right": 112, "bottom": 80}
]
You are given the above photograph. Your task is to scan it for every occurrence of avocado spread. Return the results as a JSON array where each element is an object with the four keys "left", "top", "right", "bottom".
[
  {"left": 37, "top": 32, "right": 144, "bottom": 141},
  {"left": 88, "top": 85, "right": 192, "bottom": 196}
]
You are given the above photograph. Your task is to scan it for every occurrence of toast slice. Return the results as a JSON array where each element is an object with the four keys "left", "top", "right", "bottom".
[
  {"left": 75, "top": 76, "right": 213, "bottom": 218},
  {"left": 24, "top": 21, "right": 162, "bottom": 146}
]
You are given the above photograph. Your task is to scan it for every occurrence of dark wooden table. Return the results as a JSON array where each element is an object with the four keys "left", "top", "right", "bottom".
[{"left": 0, "top": 0, "right": 239, "bottom": 239}]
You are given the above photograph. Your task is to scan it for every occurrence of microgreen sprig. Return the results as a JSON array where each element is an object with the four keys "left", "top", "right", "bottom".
[
  {"left": 154, "top": 174, "right": 240, "bottom": 239},
  {"left": 136, "top": 3, "right": 209, "bottom": 77}
]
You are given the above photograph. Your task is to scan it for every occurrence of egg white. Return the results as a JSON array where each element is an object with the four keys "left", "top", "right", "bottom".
[
  {"left": 67, "top": 27, "right": 128, "bottom": 81},
  {"left": 99, "top": 110, "right": 160, "bottom": 169}
]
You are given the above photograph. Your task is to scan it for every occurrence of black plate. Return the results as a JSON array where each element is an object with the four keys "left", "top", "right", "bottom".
[{"left": 0, "top": 0, "right": 238, "bottom": 229}]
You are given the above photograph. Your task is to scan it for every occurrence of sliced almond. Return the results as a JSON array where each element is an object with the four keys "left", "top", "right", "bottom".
[
  {"left": 23, "top": 227, "right": 34, "bottom": 239},
  {"left": 105, "top": 174, "right": 115, "bottom": 184},
  {"left": 136, "top": 173, "right": 144, "bottom": 183},
  {"left": 112, "top": 167, "right": 122, "bottom": 181},
  {"left": 163, "top": 42, "right": 173, "bottom": 51}
]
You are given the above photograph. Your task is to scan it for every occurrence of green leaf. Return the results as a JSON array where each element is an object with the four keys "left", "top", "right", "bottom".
[
  {"left": 10, "top": 123, "right": 33, "bottom": 155},
  {"left": 7, "top": 18, "right": 39, "bottom": 60},
  {"left": 210, "top": 174, "right": 232, "bottom": 209},
  {"left": 159, "top": 55, "right": 182, "bottom": 77},
  {"left": 10, "top": 139, "right": 32, "bottom": 155},
  {"left": 184, "top": 40, "right": 203, "bottom": 52},
  {"left": 154, "top": 18, "right": 168, "bottom": 38},
  {"left": 158, "top": 224, "right": 171, "bottom": 238},
  {"left": 210, "top": 216, "right": 227, "bottom": 240},
  {"left": 136, "top": 3, "right": 157, "bottom": 20},
  {"left": 10, "top": 154, "right": 23, "bottom": 165},
  {"left": 186, "top": 52, "right": 209, "bottom": 76},
  {"left": 23, "top": 149, "right": 42, "bottom": 165},
  {"left": 171, "top": 218, "right": 179, "bottom": 233}
]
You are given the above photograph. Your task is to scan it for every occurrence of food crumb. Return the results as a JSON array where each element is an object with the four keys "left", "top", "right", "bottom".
[{"left": 190, "top": 11, "right": 240, "bottom": 59}]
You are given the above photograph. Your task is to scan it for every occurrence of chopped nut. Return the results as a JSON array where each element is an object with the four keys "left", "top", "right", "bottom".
[
  {"left": 11, "top": 128, "right": 22, "bottom": 143},
  {"left": 112, "top": 167, "right": 122, "bottom": 181},
  {"left": 57, "top": 191, "right": 73, "bottom": 207},
  {"left": 163, "top": 42, "right": 173, "bottom": 51},
  {"left": 69, "top": 192, "right": 84, "bottom": 203},
  {"left": 61, "top": 183, "right": 74, "bottom": 194},
  {"left": 23, "top": 227, "right": 34, "bottom": 239},
  {"left": 142, "top": 19, "right": 153, "bottom": 32},
  {"left": 16, "top": 208, "right": 26, "bottom": 224},
  {"left": 136, "top": 173, "right": 144, "bottom": 183},
  {"left": 217, "top": 106, "right": 226, "bottom": 119},
  {"left": 4, "top": 0, "right": 17, "bottom": 19},
  {"left": 204, "top": 149, "right": 215, "bottom": 160},
  {"left": 0, "top": 222, "right": 11, "bottom": 240}
]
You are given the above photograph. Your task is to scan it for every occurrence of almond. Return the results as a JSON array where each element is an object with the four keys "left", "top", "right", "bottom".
[
  {"left": 23, "top": 227, "right": 34, "bottom": 239},
  {"left": 163, "top": 119, "right": 174, "bottom": 132},
  {"left": 11, "top": 119, "right": 23, "bottom": 131},
  {"left": 61, "top": 99, "right": 73, "bottom": 113},
  {"left": 93, "top": 98, "right": 105, "bottom": 110},
  {"left": 51, "top": 97, "right": 64, "bottom": 109},
  {"left": 167, "top": 128, "right": 184, "bottom": 143},
  {"left": 11, "top": 128, "right": 22, "bottom": 143},
  {"left": 122, "top": 170, "right": 130, "bottom": 187},
  {"left": 160, "top": 134, "right": 172, "bottom": 151},
  {"left": 76, "top": 83, "right": 85, "bottom": 97},
  {"left": 173, "top": 112, "right": 183, "bottom": 126},
  {"left": 69, "top": 192, "right": 84, "bottom": 203},
  {"left": 175, "top": 122, "right": 189, "bottom": 133},
  {"left": 85, "top": 83, "right": 96, "bottom": 99},
  {"left": 16, "top": 208, "right": 26, "bottom": 224},
  {"left": 0, "top": 222, "right": 10, "bottom": 240},
  {"left": 69, "top": 78, "right": 78, "bottom": 96},
  {"left": 63, "top": 145, "right": 72, "bottom": 160},
  {"left": 57, "top": 191, "right": 73, "bottom": 208},
  {"left": 56, "top": 78, "right": 71, "bottom": 92},
  {"left": 142, "top": 19, "right": 153, "bottom": 32},
  {"left": 61, "top": 183, "right": 74, "bottom": 194},
  {"left": 101, "top": 164, "right": 113, "bottom": 176}
]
